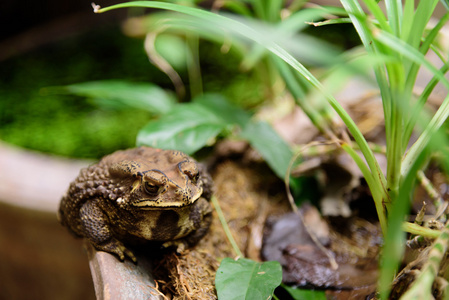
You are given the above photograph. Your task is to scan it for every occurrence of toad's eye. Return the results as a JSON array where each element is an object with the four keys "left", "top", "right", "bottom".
[
  {"left": 193, "top": 173, "right": 200, "bottom": 182},
  {"left": 184, "top": 170, "right": 200, "bottom": 183},
  {"left": 144, "top": 182, "right": 160, "bottom": 195}
]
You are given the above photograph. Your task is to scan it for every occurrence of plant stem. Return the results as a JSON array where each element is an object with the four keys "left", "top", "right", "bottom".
[
  {"left": 186, "top": 33, "right": 203, "bottom": 98},
  {"left": 211, "top": 196, "right": 244, "bottom": 258},
  {"left": 400, "top": 221, "right": 449, "bottom": 299},
  {"left": 342, "top": 143, "right": 388, "bottom": 234},
  {"left": 402, "top": 222, "right": 441, "bottom": 239}
]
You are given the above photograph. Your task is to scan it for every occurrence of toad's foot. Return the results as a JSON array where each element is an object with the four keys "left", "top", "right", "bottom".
[
  {"left": 162, "top": 240, "right": 187, "bottom": 254},
  {"left": 95, "top": 238, "right": 137, "bottom": 263}
]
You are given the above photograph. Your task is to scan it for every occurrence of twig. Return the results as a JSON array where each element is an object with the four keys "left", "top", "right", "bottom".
[
  {"left": 285, "top": 140, "right": 339, "bottom": 270},
  {"left": 414, "top": 201, "right": 427, "bottom": 226},
  {"left": 144, "top": 32, "right": 186, "bottom": 99},
  {"left": 417, "top": 170, "right": 447, "bottom": 220}
]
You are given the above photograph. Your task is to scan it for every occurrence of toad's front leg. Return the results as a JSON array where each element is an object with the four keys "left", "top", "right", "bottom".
[
  {"left": 162, "top": 198, "right": 213, "bottom": 253},
  {"left": 80, "top": 200, "right": 136, "bottom": 263}
]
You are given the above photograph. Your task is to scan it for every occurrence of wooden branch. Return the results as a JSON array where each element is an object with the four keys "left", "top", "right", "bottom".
[{"left": 86, "top": 243, "right": 162, "bottom": 300}]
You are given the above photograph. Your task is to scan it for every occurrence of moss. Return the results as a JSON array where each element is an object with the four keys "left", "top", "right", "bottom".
[{"left": 0, "top": 27, "right": 166, "bottom": 159}]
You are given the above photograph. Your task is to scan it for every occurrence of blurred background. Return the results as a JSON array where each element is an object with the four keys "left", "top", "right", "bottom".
[
  {"left": 1, "top": 1, "right": 138, "bottom": 299},
  {"left": 1, "top": 0, "right": 160, "bottom": 159}
]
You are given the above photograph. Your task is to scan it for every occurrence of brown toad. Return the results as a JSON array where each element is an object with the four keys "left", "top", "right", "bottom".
[{"left": 58, "top": 147, "right": 213, "bottom": 262}]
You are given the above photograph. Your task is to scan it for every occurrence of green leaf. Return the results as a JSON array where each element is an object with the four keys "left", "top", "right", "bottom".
[
  {"left": 282, "top": 284, "right": 326, "bottom": 300},
  {"left": 220, "top": 0, "right": 252, "bottom": 16},
  {"left": 155, "top": 34, "right": 190, "bottom": 71},
  {"left": 136, "top": 93, "right": 253, "bottom": 155},
  {"left": 136, "top": 101, "right": 227, "bottom": 154},
  {"left": 240, "top": 120, "right": 293, "bottom": 179},
  {"left": 194, "top": 93, "right": 251, "bottom": 127},
  {"left": 65, "top": 80, "right": 176, "bottom": 114},
  {"left": 215, "top": 258, "right": 282, "bottom": 300}
]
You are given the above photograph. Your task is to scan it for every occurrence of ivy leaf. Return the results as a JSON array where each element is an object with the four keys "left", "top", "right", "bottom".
[
  {"left": 136, "top": 101, "right": 226, "bottom": 154},
  {"left": 64, "top": 80, "right": 176, "bottom": 114},
  {"left": 137, "top": 93, "right": 252, "bottom": 154},
  {"left": 215, "top": 258, "right": 282, "bottom": 300}
]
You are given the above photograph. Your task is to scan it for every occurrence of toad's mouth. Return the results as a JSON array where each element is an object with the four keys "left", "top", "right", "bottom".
[{"left": 131, "top": 188, "right": 203, "bottom": 209}]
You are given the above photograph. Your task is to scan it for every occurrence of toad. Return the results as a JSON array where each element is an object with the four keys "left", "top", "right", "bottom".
[{"left": 58, "top": 147, "right": 213, "bottom": 262}]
